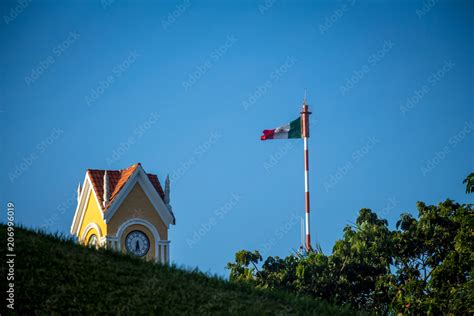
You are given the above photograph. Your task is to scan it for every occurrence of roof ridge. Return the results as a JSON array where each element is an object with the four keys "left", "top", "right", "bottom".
[
  {"left": 87, "top": 169, "right": 121, "bottom": 172},
  {"left": 87, "top": 162, "right": 142, "bottom": 173},
  {"left": 86, "top": 163, "right": 166, "bottom": 215}
]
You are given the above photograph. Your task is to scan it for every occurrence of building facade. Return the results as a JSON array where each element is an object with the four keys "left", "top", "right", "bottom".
[{"left": 70, "top": 163, "right": 175, "bottom": 263}]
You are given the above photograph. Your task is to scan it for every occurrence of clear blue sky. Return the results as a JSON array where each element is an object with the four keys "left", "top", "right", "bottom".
[{"left": 1, "top": 0, "right": 473, "bottom": 276}]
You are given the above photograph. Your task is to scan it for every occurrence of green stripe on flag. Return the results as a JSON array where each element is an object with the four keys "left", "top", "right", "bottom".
[{"left": 288, "top": 117, "right": 302, "bottom": 139}]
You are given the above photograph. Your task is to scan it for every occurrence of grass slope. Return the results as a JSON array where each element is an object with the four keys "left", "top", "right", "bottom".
[{"left": 1, "top": 225, "right": 363, "bottom": 315}]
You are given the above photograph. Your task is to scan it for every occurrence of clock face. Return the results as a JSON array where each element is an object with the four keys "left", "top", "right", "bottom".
[{"left": 125, "top": 230, "right": 150, "bottom": 257}]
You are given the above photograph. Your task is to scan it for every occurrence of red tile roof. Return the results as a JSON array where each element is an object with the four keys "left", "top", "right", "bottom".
[{"left": 87, "top": 163, "right": 165, "bottom": 212}]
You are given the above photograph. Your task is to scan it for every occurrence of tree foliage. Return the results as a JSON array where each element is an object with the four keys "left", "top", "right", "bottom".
[
  {"left": 388, "top": 200, "right": 473, "bottom": 314},
  {"left": 464, "top": 172, "right": 474, "bottom": 194},
  {"left": 227, "top": 197, "right": 473, "bottom": 314}
]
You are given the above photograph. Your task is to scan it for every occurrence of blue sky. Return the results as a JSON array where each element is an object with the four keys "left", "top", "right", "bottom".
[{"left": 1, "top": 0, "right": 473, "bottom": 276}]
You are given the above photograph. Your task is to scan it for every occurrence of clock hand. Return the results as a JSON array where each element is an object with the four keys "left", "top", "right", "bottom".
[{"left": 135, "top": 240, "right": 140, "bottom": 252}]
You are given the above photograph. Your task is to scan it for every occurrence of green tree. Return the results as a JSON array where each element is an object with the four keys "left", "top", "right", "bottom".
[
  {"left": 226, "top": 250, "right": 262, "bottom": 282},
  {"left": 463, "top": 172, "right": 474, "bottom": 194},
  {"left": 331, "top": 209, "right": 393, "bottom": 312},
  {"left": 388, "top": 200, "right": 473, "bottom": 314},
  {"left": 293, "top": 252, "right": 338, "bottom": 302},
  {"left": 226, "top": 209, "right": 393, "bottom": 312},
  {"left": 226, "top": 200, "right": 473, "bottom": 314}
]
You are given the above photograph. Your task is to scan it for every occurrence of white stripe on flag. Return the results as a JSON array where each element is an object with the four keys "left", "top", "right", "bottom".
[{"left": 273, "top": 123, "right": 290, "bottom": 139}]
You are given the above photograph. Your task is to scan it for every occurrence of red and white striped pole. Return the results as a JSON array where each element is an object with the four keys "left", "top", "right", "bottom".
[{"left": 301, "top": 97, "right": 312, "bottom": 252}]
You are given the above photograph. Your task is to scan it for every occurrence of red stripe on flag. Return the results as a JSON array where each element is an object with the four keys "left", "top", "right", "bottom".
[{"left": 260, "top": 129, "right": 275, "bottom": 141}]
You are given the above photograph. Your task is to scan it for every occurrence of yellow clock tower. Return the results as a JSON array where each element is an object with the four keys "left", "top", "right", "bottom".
[{"left": 70, "top": 163, "right": 175, "bottom": 263}]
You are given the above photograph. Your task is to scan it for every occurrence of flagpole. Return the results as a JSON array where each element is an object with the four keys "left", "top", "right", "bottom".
[{"left": 301, "top": 96, "right": 312, "bottom": 252}]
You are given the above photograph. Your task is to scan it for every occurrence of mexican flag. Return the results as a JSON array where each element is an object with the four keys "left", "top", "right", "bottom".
[{"left": 260, "top": 117, "right": 302, "bottom": 140}]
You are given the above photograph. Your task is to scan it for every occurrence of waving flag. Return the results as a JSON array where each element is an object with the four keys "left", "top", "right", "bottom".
[
  {"left": 260, "top": 117, "right": 302, "bottom": 140},
  {"left": 259, "top": 99, "right": 313, "bottom": 252}
]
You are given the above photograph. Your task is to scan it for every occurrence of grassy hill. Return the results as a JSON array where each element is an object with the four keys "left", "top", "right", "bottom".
[{"left": 0, "top": 225, "right": 364, "bottom": 315}]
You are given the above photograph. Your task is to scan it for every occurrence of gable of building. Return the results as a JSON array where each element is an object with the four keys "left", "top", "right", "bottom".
[
  {"left": 77, "top": 187, "right": 107, "bottom": 243},
  {"left": 71, "top": 163, "right": 175, "bottom": 240},
  {"left": 107, "top": 182, "right": 168, "bottom": 240}
]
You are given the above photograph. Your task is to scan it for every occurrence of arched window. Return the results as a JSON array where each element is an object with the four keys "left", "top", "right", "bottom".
[{"left": 88, "top": 234, "right": 98, "bottom": 248}]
